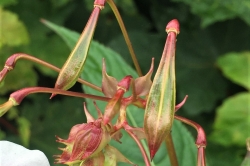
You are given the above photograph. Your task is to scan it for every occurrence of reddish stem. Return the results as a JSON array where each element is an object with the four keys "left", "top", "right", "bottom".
[
  {"left": 0, "top": 53, "right": 102, "bottom": 92},
  {"left": 197, "top": 147, "right": 206, "bottom": 166},
  {"left": 174, "top": 115, "right": 206, "bottom": 166},
  {"left": 123, "top": 122, "right": 151, "bottom": 166},
  {"left": 10, "top": 87, "right": 110, "bottom": 105}
]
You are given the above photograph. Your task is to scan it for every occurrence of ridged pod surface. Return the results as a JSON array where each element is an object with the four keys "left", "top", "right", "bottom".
[{"left": 144, "top": 19, "right": 180, "bottom": 159}]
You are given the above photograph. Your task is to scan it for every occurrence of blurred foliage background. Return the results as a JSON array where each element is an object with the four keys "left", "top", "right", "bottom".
[{"left": 0, "top": 0, "right": 249, "bottom": 165}]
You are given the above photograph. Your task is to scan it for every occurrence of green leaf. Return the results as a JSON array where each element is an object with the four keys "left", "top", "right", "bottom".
[
  {"left": 0, "top": 0, "right": 18, "bottom": 6},
  {"left": 217, "top": 52, "right": 250, "bottom": 90},
  {"left": 175, "top": 29, "right": 228, "bottom": 115},
  {"left": 49, "top": 0, "right": 71, "bottom": 8},
  {"left": 17, "top": 117, "right": 31, "bottom": 147},
  {"left": 21, "top": 95, "right": 86, "bottom": 165},
  {"left": 172, "top": 0, "right": 250, "bottom": 27},
  {"left": 210, "top": 92, "right": 250, "bottom": 146},
  {"left": 0, "top": 7, "right": 29, "bottom": 48},
  {"left": 206, "top": 143, "right": 243, "bottom": 166},
  {"left": 45, "top": 21, "right": 197, "bottom": 165}
]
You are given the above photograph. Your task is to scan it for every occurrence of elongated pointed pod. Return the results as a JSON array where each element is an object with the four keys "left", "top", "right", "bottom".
[
  {"left": 51, "top": 0, "right": 105, "bottom": 97},
  {"left": 144, "top": 19, "right": 180, "bottom": 160}
]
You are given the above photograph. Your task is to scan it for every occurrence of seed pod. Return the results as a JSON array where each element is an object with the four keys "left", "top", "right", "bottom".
[
  {"left": 143, "top": 19, "right": 180, "bottom": 160},
  {"left": 55, "top": 119, "right": 111, "bottom": 165},
  {"left": 52, "top": 2, "right": 104, "bottom": 97}
]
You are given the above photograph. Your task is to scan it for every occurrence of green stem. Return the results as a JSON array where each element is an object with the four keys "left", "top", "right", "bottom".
[
  {"left": 106, "top": 0, "right": 142, "bottom": 77},
  {"left": 165, "top": 134, "right": 179, "bottom": 166}
]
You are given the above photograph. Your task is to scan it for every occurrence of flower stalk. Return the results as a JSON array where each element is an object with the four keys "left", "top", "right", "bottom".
[
  {"left": 0, "top": 53, "right": 101, "bottom": 92},
  {"left": 106, "top": 0, "right": 142, "bottom": 76},
  {"left": 174, "top": 115, "right": 207, "bottom": 166}
]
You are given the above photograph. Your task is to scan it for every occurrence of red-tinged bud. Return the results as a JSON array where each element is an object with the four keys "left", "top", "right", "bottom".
[
  {"left": 103, "top": 90, "right": 123, "bottom": 124},
  {"left": 117, "top": 75, "right": 132, "bottom": 91},
  {"left": 55, "top": 119, "right": 111, "bottom": 165},
  {"left": 103, "top": 76, "right": 133, "bottom": 124},
  {"left": 144, "top": 19, "right": 179, "bottom": 160},
  {"left": 166, "top": 19, "right": 180, "bottom": 34},
  {"left": 94, "top": 0, "right": 105, "bottom": 10},
  {"left": 134, "top": 58, "right": 154, "bottom": 96},
  {"left": 0, "top": 98, "right": 18, "bottom": 117},
  {"left": 0, "top": 54, "right": 18, "bottom": 83}
]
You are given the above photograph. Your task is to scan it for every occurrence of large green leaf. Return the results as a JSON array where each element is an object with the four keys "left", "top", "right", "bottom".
[
  {"left": 175, "top": 29, "right": 228, "bottom": 115},
  {"left": 44, "top": 21, "right": 197, "bottom": 166},
  {"left": 0, "top": 0, "right": 17, "bottom": 6},
  {"left": 210, "top": 92, "right": 250, "bottom": 146},
  {"left": 217, "top": 52, "right": 250, "bottom": 90},
  {"left": 172, "top": 0, "right": 250, "bottom": 27}
]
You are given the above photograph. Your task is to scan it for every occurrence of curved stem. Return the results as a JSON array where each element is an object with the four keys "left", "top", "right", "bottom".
[
  {"left": 1, "top": 53, "right": 102, "bottom": 92},
  {"left": 106, "top": 0, "right": 142, "bottom": 76},
  {"left": 124, "top": 123, "right": 151, "bottom": 166},
  {"left": 174, "top": 115, "right": 206, "bottom": 166},
  {"left": 10, "top": 87, "right": 110, "bottom": 104}
]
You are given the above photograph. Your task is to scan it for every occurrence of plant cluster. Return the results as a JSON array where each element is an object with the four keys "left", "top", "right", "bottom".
[{"left": 0, "top": 0, "right": 249, "bottom": 165}]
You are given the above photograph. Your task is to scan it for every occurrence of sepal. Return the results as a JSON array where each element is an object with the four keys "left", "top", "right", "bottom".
[
  {"left": 134, "top": 58, "right": 154, "bottom": 96},
  {"left": 102, "top": 59, "right": 118, "bottom": 98}
]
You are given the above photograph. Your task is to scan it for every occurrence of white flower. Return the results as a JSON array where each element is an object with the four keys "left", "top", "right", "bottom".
[{"left": 0, "top": 141, "right": 50, "bottom": 166}]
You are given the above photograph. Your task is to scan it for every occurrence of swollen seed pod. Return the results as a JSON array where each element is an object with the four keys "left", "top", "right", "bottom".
[
  {"left": 144, "top": 19, "right": 180, "bottom": 160},
  {"left": 55, "top": 119, "right": 111, "bottom": 165}
]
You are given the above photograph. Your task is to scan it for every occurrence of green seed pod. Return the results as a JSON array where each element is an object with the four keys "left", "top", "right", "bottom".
[
  {"left": 52, "top": 3, "right": 104, "bottom": 96},
  {"left": 143, "top": 19, "right": 180, "bottom": 160}
]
